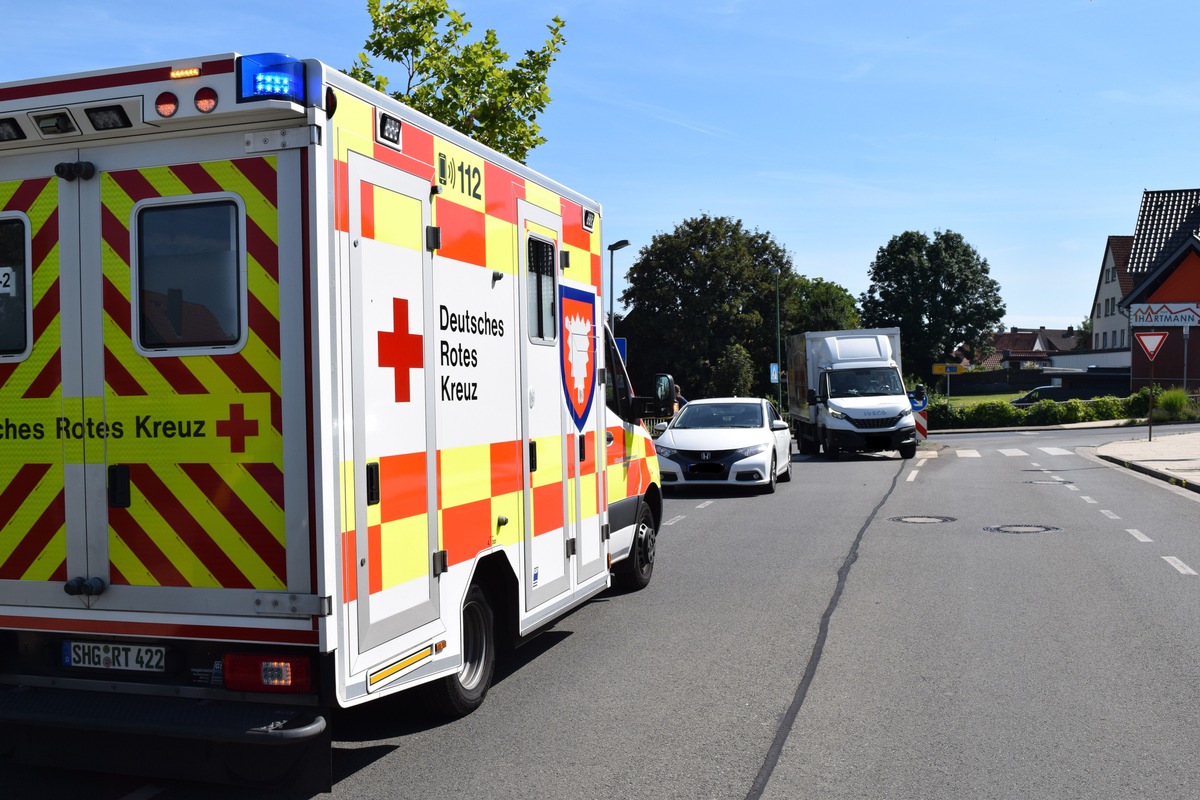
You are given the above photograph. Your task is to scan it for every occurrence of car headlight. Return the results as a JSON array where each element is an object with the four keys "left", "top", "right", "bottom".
[
  {"left": 900, "top": 406, "right": 912, "bottom": 419},
  {"left": 735, "top": 443, "right": 770, "bottom": 458},
  {"left": 655, "top": 445, "right": 678, "bottom": 459},
  {"left": 827, "top": 408, "right": 847, "bottom": 420}
]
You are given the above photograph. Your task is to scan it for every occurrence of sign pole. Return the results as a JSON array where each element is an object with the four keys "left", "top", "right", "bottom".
[
  {"left": 1148, "top": 358, "right": 1155, "bottom": 442},
  {"left": 1134, "top": 330, "right": 1168, "bottom": 442}
]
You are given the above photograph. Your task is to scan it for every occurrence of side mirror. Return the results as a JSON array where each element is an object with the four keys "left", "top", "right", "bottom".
[
  {"left": 634, "top": 373, "right": 677, "bottom": 418},
  {"left": 770, "top": 419, "right": 789, "bottom": 431},
  {"left": 806, "top": 388, "right": 818, "bottom": 406},
  {"left": 914, "top": 384, "right": 926, "bottom": 401}
]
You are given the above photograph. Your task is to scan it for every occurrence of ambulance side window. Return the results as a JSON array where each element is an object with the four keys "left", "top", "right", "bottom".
[
  {"left": 0, "top": 217, "right": 29, "bottom": 358},
  {"left": 526, "top": 235, "right": 556, "bottom": 343},
  {"left": 136, "top": 200, "right": 242, "bottom": 351}
]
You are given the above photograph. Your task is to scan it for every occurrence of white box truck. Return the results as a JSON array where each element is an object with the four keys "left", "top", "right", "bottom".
[{"left": 786, "top": 328, "right": 922, "bottom": 459}]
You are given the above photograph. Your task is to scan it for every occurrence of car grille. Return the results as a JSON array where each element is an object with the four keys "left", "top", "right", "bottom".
[
  {"left": 847, "top": 414, "right": 902, "bottom": 429},
  {"left": 677, "top": 449, "right": 737, "bottom": 461}
]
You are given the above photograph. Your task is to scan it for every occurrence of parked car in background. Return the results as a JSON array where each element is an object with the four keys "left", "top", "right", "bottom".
[
  {"left": 1011, "top": 385, "right": 1096, "bottom": 407},
  {"left": 653, "top": 398, "right": 792, "bottom": 493}
]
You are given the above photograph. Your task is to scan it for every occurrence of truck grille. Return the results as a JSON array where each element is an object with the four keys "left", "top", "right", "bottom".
[{"left": 848, "top": 414, "right": 901, "bottom": 430}]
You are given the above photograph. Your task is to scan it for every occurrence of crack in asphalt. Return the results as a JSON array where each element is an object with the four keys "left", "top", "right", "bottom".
[{"left": 745, "top": 460, "right": 903, "bottom": 799}]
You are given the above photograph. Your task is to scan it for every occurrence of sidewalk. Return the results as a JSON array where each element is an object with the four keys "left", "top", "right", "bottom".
[{"left": 1095, "top": 429, "right": 1200, "bottom": 494}]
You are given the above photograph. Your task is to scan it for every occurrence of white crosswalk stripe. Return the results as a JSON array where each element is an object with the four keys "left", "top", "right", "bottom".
[
  {"left": 1037, "top": 447, "right": 1074, "bottom": 456},
  {"left": 998, "top": 448, "right": 1028, "bottom": 456},
  {"left": 957, "top": 449, "right": 981, "bottom": 458}
]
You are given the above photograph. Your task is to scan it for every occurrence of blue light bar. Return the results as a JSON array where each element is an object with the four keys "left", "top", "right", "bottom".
[{"left": 237, "top": 53, "right": 306, "bottom": 104}]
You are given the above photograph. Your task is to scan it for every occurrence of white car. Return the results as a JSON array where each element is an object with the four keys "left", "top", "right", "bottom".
[{"left": 653, "top": 397, "right": 792, "bottom": 493}]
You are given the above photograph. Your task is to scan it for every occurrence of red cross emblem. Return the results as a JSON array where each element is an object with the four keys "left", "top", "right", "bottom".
[
  {"left": 216, "top": 403, "right": 259, "bottom": 454},
  {"left": 378, "top": 297, "right": 424, "bottom": 403}
]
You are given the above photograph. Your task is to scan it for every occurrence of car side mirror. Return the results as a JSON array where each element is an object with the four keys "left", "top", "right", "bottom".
[{"left": 770, "top": 419, "right": 789, "bottom": 431}]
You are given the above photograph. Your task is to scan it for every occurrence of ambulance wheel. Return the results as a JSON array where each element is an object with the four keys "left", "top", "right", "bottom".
[
  {"left": 614, "top": 504, "right": 656, "bottom": 591},
  {"left": 425, "top": 584, "right": 495, "bottom": 718}
]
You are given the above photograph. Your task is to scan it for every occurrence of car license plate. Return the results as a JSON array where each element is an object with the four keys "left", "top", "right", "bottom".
[{"left": 62, "top": 640, "right": 166, "bottom": 672}]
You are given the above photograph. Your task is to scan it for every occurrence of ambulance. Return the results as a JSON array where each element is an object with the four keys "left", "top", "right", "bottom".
[{"left": 0, "top": 52, "right": 674, "bottom": 788}]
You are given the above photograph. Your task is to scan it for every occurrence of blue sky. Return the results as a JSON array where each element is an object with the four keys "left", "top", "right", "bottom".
[{"left": 5, "top": 0, "right": 1199, "bottom": 331}]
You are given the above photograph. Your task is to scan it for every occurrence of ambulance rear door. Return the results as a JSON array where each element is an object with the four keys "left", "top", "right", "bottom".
[{"left": 0, "top": 132, "right": 313, "bottom": 622}]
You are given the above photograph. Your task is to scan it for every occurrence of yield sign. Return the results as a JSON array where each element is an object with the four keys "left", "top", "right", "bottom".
[{"left": 1135, "top": 331, "right": 1168, "bottom": 361}]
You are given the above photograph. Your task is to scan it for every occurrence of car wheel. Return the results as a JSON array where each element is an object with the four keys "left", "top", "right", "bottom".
[
  {"left": 422, "top": 584, "right": 495, "bottom": 717},
  {"left": 778, "top": 450, "right": 792, "bottom": 482},
  {"left": 763, "top": 455, "right": 777, "bottom": 493},
  {"left": 614, "top": 503, "right": 656, "bottom": 591}
]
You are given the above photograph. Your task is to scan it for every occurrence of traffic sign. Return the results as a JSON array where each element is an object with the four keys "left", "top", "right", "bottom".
[
  {"left": 909, "top": 393, "right": 928, "bottom": 412},
  {"left": 1134, "top": 331, "right": 1167, "bottom": 361},
  {"left": 770, "top": 363, "right": 779, "bottom": 384},
  {"left": 932, "top": 364, "right": 960, "bottom": 375}
]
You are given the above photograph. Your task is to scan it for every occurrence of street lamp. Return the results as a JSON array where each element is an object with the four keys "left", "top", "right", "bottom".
[
  {"left": 774, "top": 267, "right": 782, "bottom": 413},
  {"left": 607, "top": 239, "right": 630, "bottom": 334}
]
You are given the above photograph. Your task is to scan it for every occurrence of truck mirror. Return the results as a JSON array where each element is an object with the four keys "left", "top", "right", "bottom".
[
  {"left": 914, "top": 384, "right": 926, "bottom": 401},
  {"left": 806, "top": 388, "right": 818, "bottom": 406}
]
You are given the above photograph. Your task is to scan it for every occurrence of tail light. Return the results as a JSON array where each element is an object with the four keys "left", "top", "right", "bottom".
[{"left": 223, "top": 652, "right": 312, "bottom": 693}]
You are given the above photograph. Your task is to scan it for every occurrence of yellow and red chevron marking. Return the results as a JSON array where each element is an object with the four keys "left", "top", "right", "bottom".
[
  {"left": 0, "top": 176, "right": 66, "bottom": 583},
  {"left": 98, "top": 158, "right": 286, "bottom": 590}
]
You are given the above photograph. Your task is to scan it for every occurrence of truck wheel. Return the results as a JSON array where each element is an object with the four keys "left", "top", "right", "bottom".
[
  {"left": 899, "top": 443, "right": 917, "bottom": 460},
  {"left": 822, "top": 429, "right": 839, "bottom": 460},
  {"left": 614, "top": 503, "right": 656, "bottom": 591},
  {"left": 424, "top": 584, "right": 495, "bottom": 717}
]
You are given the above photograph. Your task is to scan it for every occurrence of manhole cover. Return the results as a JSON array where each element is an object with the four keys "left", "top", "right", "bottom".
[
  {"left": 1023, "top": 480, "right": 1073, "bottom": 485},
  {"left": 888, "top": 516, "right": 956, "bottom": 524},
  {"left": 984, "top": 524, "right": 1062, "bottom": 534}
]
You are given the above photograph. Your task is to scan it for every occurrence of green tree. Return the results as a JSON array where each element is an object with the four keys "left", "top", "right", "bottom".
[
  {"left": 788, "top": 276, "right": 859, "bottom": 334},
  {"left": 619, "top": 214, "right": 795, "bottom": 399},
  {"left": 349, "top": 0, "right": 566, "bottom": 162},
  {"left": 1074, "top": 316, "right": 1093, "bottom": 350},
  {"left": 859, "top": 230, "right": 1005, "bottom": 381}
]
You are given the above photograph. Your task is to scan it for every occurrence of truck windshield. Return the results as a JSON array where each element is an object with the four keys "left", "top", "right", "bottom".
[{"left": 827, "top": 368, "right": 904, "bottom": 398}]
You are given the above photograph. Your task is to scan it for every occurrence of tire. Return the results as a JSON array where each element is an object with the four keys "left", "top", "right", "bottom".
[
  {"left": 822, "top": 428, "right": 839, "bottom": 460},
  {"left": 899, "top": 443, "right": 917, "bottom": 460},
  {"left": 614, "top": 503, "right": 656, "bottom": 591},
  {"left": 798, "top": 433, "right": 818, "bottom": 456},
  {"left": 423, "top": 584, "right": 495, "bottom": 717},
  {"left": 762, "top": 455, "right": 778, "bottom": 493}
]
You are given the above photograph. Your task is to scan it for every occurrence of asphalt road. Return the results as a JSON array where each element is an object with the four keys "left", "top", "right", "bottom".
[{"left": 8, "top": 425, "right": 1200, "bottom": 799}]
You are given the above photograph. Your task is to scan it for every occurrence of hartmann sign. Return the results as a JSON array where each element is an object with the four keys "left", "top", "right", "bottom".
[{"left": 1129, "top": 302, "right": 1200, "bottom": 326}]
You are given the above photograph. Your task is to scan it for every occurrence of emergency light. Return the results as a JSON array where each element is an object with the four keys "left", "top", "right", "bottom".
[{"left": 237, "top": 52, "right": 306, "bottom": 104}]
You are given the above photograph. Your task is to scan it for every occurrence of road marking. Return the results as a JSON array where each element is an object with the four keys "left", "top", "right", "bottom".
[
  {"left": 1068, "top": 484, "right": 1079, "bottom": 491},
  {"left": 1051, "top": 475, "right": 1064, "bottom": 481},
  {"left": 957, "top": 449, "right": 981, "bottom": 458},
  {"left": 906, "top": 470, "right": 919, "bottom": 482},
  {"left": 1100, "top": 510, "right": 1120, "bottom": 519},
  {"left": 663, "top": 515, "right": 687, "bottom": 526},
  {"left": 1082, "top": 496, "right": 1098, "bottom": 504},
  {"left": 1031, "top": 462, "right": 1041, "bottom": 467},
  {"left": 1162, "top": 556, "right": 1198, "bottom": 576},
  {"left": 918, "top": 451, "right": 938, "bottom": 459},
  {"left": 696, "top": 501, "right": 713, "bottom": 509},
  {"left": 1127, "top": 529, "right": 1153, "bottom": 542},
  {"left": 1038, "top": 447, "right": 1074, "bottom": 456},
  {"left": 999, "top": 448, "right": 1027, "bottom": 456}
]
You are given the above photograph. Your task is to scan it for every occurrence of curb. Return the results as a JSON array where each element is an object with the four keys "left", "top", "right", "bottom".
[{"left": 1094, "top": 452, "right": 1199, "bottom": 495}]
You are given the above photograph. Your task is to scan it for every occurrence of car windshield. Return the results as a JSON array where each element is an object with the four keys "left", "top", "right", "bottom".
[
  {"left": 827, "top": 368, "right": 904, "bottom": 398},
  {"left": 672, "top": 403, "right": 763, "bottom": 429}
]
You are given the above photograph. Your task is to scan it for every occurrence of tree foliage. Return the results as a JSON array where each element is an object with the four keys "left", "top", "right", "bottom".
[
  {"left": 349, "top": 0, "right": 566, "bottom": 162},
  {"left": 619, "top": 215, "right": 798, "bottom": 400},
  {"left": 859, "top": 230, "right": 1005, "bottom": 380},
  {"left": 788, "top": 276, "right": 859, "bottom": 335}
]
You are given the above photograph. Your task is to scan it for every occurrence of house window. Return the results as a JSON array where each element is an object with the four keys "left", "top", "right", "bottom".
[
  {"left": 136, "top": 200, "right": 243, "bottom": 351},
  {"left": 1102, "top": 331, "right": 1108, "bottom": 349},
  {"left": 526, "top": 235, "right": 557, "bottom": 343},
  {"left": 1120, "top": 329, "right": 1125, "bottom": 348},
  {"left": 0, "top": 216, "right": 30, "bottom": 358}
]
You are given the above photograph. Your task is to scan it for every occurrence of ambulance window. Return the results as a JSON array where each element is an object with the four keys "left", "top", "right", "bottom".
[
  {"left": 136, "top": 201, "right": 242, "bottom": 350},
  {"left": 527, "top": 236, "right": 556, "bottom": 343},
  {"left": 604, "top": 329, "right": 633, "bottom": 417},
  {"left": 0, "top": 218, "right": 29, "bottom": 357}
]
